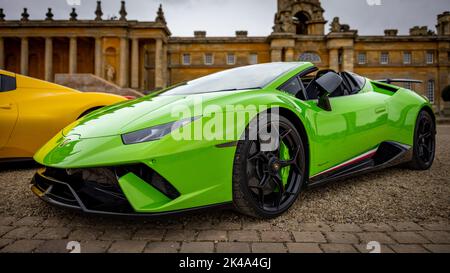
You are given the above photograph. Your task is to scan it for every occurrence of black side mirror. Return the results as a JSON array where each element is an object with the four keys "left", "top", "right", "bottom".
[{"left": 315, "top": 72, "right": 343, "bottom": 111}]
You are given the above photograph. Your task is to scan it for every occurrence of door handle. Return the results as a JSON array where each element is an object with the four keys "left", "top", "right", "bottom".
[
  {"left": 0, "top": 103, "right": 12, "bottom": 110},
  {"left": 375, "top": 106, "right": 386, "bottom": 114}
]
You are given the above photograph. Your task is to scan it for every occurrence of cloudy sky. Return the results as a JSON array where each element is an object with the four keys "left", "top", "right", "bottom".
[{"left": 0, "top": 0, "right": 448, "bottom": 36}]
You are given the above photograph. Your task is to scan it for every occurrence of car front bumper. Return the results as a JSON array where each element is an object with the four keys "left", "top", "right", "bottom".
[{"left": 31, "top": 167, "right": 231, "bottom": 216}]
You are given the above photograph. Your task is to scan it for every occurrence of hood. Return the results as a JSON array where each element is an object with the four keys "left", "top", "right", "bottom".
[{"left": 63, "top": 90, "right": 252, "bottom": 139}]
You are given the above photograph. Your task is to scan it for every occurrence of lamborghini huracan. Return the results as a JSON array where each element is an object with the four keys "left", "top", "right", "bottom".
[
  {"left": 31, "top": 62, "right": 436, "bottom": 218},
  {"left": 0, "top": 70, "right": 126, "bottom": 161}
]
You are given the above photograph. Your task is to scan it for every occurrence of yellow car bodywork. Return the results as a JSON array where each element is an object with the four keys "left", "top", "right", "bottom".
[{"left": 0, "top": 70, "right": 127, "bottom": 160}]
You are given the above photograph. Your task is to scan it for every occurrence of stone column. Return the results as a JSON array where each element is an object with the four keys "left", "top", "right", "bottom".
[
  {"left": 44, "top": 37, "right": 53, "bottom": 81},
  {"left": 328, "top": 48, "right": 339, "bottom": 72},
  {"left": 342, "top": 47, "right": 354, "bottom": 72},
  {"left": 162, "top": 42, "right": 168, "bottom": 88},
  {"left": 20, "top": 37, "right": 29, "bottom": 75},
  {"left": 69, "top": 37, "right": 77, "bottom": 74},
  {"left": 154, "top": 38, "right": 163, "bottom": 89},
  {"left": 119, "top": 37, "right": 129, "bottom": 87},
  {"left": 163, "top": 44, "right": 169, "bottom": 88},
  {"left": 437, "top": 46, "right": 448, "bottom": 113},
  {"left": 285, "top": 48, "right": 295, "bottom": 62},
  {"left": 131, "top": 38, "right": 139, "bottom": 89},
  {"left": 95, "top": 37, "right": 102, "bottom": 77},
  {"left": 0, "top": 37, "right": 4, "bottom": 70},
  {"left": 271, "top": 49, "right": 282, "bottom": 62}
]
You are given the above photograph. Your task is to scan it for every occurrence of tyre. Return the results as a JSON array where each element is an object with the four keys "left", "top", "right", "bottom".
[
  {"left": 232, "top": 113, "right": 306, "bottom": 218},
  {"left": 407, "top": 110, "right": 436, "bottom": 170}
]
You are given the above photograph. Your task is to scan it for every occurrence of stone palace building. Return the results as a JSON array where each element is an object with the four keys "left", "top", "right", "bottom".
[{"left": 0, "top": 0, "right": 449, "bottom": 108}]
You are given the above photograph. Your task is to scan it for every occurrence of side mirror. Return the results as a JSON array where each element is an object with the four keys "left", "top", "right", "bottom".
[{"left": 315, "top": 72, "right": 343, "bottom": 111}]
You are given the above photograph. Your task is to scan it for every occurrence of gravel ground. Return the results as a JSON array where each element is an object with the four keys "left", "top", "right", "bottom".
[{"left": 0, "top": 126, "right": 449, "bottom": 228}]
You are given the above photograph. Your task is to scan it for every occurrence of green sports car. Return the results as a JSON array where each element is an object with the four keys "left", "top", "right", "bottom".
[{"left": 31, "top": 62, "right": 436, "bottom": 218}]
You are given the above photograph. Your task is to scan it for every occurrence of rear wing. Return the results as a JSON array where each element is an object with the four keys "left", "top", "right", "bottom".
[{"left": 376, "top": 79, "right": 423, "bottom": 84}]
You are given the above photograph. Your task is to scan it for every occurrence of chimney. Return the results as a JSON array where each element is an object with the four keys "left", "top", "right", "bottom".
[
  {"left": 409, "top": 26, "right": 429, "bottom": 36},
  {"left": 194, "top": 31, "right": 206, "bottom": 38},
  {"left": 384, "top": 29, "right": 398, "bottom": 36},
  {"left": 236, "top": 30, "right": 248, "bottom": 38}
]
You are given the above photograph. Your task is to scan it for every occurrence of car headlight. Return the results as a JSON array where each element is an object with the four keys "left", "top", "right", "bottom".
[{"left": 121, "top": 117, "right": 199, "bottom": 145}]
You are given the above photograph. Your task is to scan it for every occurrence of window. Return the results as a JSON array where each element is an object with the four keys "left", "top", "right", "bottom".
[
  {"left": 403, "top": 52, "right": 412, "bottom": 64},
  {"left": 345, "top": 72, "right": 367, "bottom": 93},
  {"left": 279, "top": 77, "right": 303, "bottom": 98},
  {"left": 204, "top": 53, "right": 214, "bottom": 65},
  {"left": 426, "top": 51, "right": 434, "bottom": 64},
  {"left": 427, "top": 80, "right": 435, "bottom": 103},
  {"left": 380, "top": 52, "right": 389, "bottom": 64},
  {"left": 182, "top": 53, "right": 191, "bottom": 65},
  {"left": 0, "top": 75, "right": 16, "bottom": 92},
  {"left": 227, "top": 53, "right": 236, "bottom": 65},
  {"left": 357, "top": 53, "right": 367, "bottom": 65},
  {"left": 162, "top": 63, "right": 299, "bottom": 96},
  {"left": 249, "top": 53, "right": 258, "bottom": 65},
  {"left": 299, "top": 52, "right": 321, "bottom": 63}
]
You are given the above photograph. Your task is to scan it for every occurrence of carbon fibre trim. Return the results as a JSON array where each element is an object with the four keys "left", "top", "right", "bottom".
[{"left": 307, "top": 141, "right": 411, "bottom": 187}]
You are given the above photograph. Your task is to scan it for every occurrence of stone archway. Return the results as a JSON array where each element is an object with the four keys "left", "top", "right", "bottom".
[{"left": 294, "top": 11, "right": 310, "bottom": 35}]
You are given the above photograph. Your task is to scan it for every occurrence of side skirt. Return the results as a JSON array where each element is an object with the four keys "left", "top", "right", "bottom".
[{"left": 307, "top": 141, "right": 412, "bottom": 188}]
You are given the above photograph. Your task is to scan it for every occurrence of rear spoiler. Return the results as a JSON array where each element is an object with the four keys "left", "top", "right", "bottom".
[{"left": 376, "top": 79, "right": 423, "bottom": 84}]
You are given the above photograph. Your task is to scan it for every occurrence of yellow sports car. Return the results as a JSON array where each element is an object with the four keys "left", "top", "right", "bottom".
[{"left": 0, "top": 69, "right": 127, "bottom": 161}]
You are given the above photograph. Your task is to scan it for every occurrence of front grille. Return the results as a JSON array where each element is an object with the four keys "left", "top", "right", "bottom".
[
  {"left": 42, "top": 167, "right": 134, "bottom": 213},
  {"left": 44, "top": 167, "right": 122, "bottom": 193},
  {"left": 34, "top": 171, "right": 79, "bottom": 206}
]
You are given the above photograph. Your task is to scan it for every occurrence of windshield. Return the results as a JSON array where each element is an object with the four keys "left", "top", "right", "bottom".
[{"left": 162, "top": 62, "right": 300, "bottom": 95}]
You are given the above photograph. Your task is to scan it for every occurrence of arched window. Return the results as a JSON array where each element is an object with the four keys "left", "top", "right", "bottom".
[
  {"left": 294, "top": 11, "right": 310, "bottom": 35},
  {"left": 299, "top": 52, "right": 322, "bottom": 63}
]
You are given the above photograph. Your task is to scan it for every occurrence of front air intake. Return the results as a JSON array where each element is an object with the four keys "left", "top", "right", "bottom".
[{"left": 115, "top": 164, "right": 181, "bottom": 200}]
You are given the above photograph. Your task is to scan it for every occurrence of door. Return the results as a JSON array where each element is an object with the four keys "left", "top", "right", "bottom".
[
  {"left": 300, "top": 73, "right": 389, "bottom": 176},
  {"left": 0, "top": 73, "right": 19, "bottom": 152},
  {"left": 143, "top": 45, "right": 155, "bottom": 91}
]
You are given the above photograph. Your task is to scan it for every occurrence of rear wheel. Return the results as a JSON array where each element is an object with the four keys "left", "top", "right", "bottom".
[
  {"left": 232, "top": 113, "right": 306, "bottom": 218},
  {"left": 407, "top": 110, "right": 436, "bottom": 170}
]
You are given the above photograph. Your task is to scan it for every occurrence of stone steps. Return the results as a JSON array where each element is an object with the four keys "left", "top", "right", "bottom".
[{"left": 54, "top": 73, "right": 144, "bottom": 97}]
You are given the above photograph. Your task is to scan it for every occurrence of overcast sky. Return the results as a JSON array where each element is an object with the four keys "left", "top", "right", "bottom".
[{"left": 0, "top": 0, "right": 448, "bottom": 36}]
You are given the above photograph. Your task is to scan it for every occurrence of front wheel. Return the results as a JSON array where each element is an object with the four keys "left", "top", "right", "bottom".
[
  {"left": 232, "top": 113, "right": 306, "bottom": 218},
  {"left": 407, "top": 110, "right": 436, "bottom": 170}
]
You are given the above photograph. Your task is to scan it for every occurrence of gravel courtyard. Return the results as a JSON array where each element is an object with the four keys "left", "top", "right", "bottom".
[{"left": 0, "top": 126, "right": 448, "bottom": 253}]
